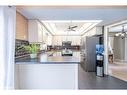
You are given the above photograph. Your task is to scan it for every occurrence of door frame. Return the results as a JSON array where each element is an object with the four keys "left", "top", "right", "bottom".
[{"left": 104, "top": 20, "right": 127, "bottom": 75}]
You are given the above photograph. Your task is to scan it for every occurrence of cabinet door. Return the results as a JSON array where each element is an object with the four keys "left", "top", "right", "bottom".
[
  {"left": 37, "top": 22, "right": 43, "bottom": 42},
  {"left": 28, "top": 20, "right": 43, "bottom": 42},
  {"left": 28, "top": 20, "right": 38, "bottom": 42}
]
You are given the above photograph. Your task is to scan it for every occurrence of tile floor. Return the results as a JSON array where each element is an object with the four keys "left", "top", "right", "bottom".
[
  {"left": 108, "top": 62, "right": 127, "bottom": 82},
  {"left": 78, "top": 64, "right": 127, "bottom": 89}
]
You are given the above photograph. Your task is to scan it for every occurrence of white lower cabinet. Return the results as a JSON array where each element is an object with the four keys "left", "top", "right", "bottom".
[{"left": 15, "top": 64, "right": 78, "bottom": 89}]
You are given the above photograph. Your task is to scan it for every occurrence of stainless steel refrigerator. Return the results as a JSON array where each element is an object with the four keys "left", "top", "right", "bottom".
[{"left": 80, "top": 36, "right": 99, "bottom": 72}]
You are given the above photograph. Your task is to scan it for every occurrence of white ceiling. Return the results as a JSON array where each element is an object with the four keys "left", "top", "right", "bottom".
[
  {"left": 17, "top": 6, "right": 127, "bottom": 25},
  {"left": 42, "top": 20, "right": 100, "bottom": 35},
  {"left": 54, "top": 22, "right": 83, "bottom": 31},
  {"left": 16, "top": 6, "right": 127, "bottom": 35}
]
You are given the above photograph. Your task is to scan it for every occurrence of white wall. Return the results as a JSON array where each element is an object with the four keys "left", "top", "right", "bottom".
[
  {"left": 82, "top": 26, "right": 102, "bottom": 37},
  {"left": 113, "top": 37, "right": 125, "bottom": 61},
  {"left": 82, "top": 27, "right": 96, "bottom": 37},
  {"left": 52, "top": 36, "right": 81, "bottom": 45},
  {"left": 108, "top": 25, "right": 127, "bottom": 62}
]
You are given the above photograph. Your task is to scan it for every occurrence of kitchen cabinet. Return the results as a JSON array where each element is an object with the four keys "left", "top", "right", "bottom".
[
  {"left": 43, "top": 27, "right": 53, "bottom": 45},
  {"left": 28, "top": 20, "right": 43, "bottom": 42},
  {"left": 42, "top": 27, "right": 48, "bottom": 43},
  {"left": 52, "top": 36, "right": 81, "bottom": 45},
  {"left": 16, "top": 12, "right": 28, "bottom": 40}
]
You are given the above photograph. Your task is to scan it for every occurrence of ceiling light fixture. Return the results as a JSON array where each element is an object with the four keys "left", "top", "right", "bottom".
[{"left": 115, "top": 25, "right": 127, "bottom": 39}]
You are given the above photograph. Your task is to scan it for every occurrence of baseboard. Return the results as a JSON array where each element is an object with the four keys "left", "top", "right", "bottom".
[{"left": 114, "top": 59, "right": 127, "bottom": 63}]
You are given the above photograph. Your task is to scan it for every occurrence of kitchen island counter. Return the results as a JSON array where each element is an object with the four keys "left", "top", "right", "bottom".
[
  {"left": 15, "top": 51, "right": 80, "bottom": 89},
  {"left": 15, "top": 51, "right": 80, "bottom": 64}
]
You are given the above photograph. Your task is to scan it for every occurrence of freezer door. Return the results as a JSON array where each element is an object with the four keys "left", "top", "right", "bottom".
[{"left": 85, "top": 37, "right": 99, "bottom": 72}]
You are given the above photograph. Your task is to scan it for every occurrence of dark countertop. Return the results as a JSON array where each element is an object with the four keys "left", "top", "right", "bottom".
[{"left": 15, "top": 51, "right": 80, "bottom": 64}]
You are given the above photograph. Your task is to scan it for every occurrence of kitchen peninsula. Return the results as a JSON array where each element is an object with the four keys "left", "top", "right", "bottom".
[
  {"left": 15, "top": 16, "right": 81, "bottom": 89},
  {"left": 15, "top": 51, "right": 80, "bottom": 89}
]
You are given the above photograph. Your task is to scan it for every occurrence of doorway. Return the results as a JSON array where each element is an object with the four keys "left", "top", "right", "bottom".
[{"left": 108, "top": 23, "right": 127, "bottom": 81}]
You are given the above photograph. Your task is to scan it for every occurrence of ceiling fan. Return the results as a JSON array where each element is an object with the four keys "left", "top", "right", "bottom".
[
  {"left": 67, "top": 25, "right": 78, "bottom": 31},
  {"left": 66, "top": 21, "right": 78, "bottom": 31}
]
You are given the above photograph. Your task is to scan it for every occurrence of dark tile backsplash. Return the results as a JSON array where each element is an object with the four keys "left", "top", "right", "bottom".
[{"left": 15, "top": 39, "right": 29, "bottom": 58}]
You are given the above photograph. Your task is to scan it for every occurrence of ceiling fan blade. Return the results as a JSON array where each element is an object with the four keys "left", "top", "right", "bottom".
[
  {"left": 68, "top": 25, "right": 78, "bottom": 29},
  {"left": 70, "top": 29, "right": 76, "bottom": 31},
  {"left": 70, "top": 26, "right": 78, "bottom": 28},
  {"left": 67, "top": 29, "right": 76, "bottom": 31}
]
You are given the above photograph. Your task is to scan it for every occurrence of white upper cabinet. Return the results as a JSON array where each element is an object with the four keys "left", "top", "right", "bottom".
[{"left": 28, "top": 20, "right": 43, "bottom": 42}]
